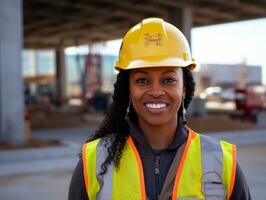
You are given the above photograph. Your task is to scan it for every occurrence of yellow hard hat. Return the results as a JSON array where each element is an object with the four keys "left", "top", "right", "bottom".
[{"left": 115, "top": 18, "right": 196, "bottom": 71}]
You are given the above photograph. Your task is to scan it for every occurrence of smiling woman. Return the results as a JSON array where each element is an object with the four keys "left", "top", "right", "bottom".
[
  {"left": 129, "top": 67, "right": 184, "bottom": 149},
  {"left": 69, "top": 18, "right": 251, "bottom": 200}
]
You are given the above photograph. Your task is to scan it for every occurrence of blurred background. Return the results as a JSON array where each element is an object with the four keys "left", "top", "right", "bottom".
[{"left": 0, "top": 0, "right": 265, "bottom": 199}]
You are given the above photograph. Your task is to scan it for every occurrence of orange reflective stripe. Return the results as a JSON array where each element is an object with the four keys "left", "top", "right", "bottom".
[
  {"left": 228, "top": 144, "right": 237, "bottom": 199},
  {"left": 172, "top": 129, "right": 196, "bottom": 200},
  {"left": 82, "top": 144, "right": 88, "bottom": 192},
  {"left": 128, "top": 136, "right": 146, "bottom": 200}
]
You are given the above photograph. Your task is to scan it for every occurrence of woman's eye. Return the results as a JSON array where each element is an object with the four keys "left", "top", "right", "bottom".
[
  {"left": 163, "top": 78, "right": 176, "bottom": 84},
  {"left": 136, "top": 78, "right": 149, "bottom": 85}
]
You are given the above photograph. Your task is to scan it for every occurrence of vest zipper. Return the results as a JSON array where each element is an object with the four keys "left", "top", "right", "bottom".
[{"left": 154, "top": 155, "right": 160, "bottom": 198}]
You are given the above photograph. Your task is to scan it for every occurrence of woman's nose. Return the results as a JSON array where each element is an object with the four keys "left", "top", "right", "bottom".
[{"left": 147, "top": 85, "right": 165, "bottom": 97}]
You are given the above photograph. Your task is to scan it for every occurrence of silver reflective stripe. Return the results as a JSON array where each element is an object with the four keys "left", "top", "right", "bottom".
[
  {"left": 200, "top": 134, "right": 223, "bottom": 175},
  {"left": 200, "top": 135, "right": 225, "bottom": 199},
  {"left": 95, "top": 138, "right": 114, "bottom": 199}
]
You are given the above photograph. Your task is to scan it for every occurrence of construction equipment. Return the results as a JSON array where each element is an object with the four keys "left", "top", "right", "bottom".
[{"left": 234, "top": 86, "right": 266, "bottom": 122}]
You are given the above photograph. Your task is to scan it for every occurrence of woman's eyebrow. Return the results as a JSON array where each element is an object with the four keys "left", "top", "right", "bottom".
[
  {"left": 162, "top": 70, "right": 177, "bottom": 75},
  {"left": 131, "top": 70, "right": 149, "bottom": 75}
]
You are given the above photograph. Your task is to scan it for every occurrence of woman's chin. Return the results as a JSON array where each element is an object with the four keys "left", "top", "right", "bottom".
[{"left": 140, "top": 117, "right": 173, "bottom": 127}]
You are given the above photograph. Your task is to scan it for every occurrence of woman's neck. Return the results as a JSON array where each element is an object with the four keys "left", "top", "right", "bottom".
[{"left": 138, "top": 118, "right": 178, "bottom": 150}]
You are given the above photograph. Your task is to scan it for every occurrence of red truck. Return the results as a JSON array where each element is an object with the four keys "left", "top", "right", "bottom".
[{"left": 235, "top": 86, "right": 266, "bottom": 122}]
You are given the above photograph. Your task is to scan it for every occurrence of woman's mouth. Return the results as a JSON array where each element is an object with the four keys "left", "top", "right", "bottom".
[{"left": 144, "top": 103, "right": 168, "bottom": 114}]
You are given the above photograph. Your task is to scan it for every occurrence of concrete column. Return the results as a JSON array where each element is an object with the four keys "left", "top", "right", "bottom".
[
  {"left": 168, "top": 6, "right": 193, "bottom": 45},
  {"left": 0, "top": 0, "right": 24, "bottom": 144},
  {"left": 168, "top": 7, "right": 205, "bottom": 117},
  {"left": 55, "top": 48, "right": 67, "bottom": 105}
]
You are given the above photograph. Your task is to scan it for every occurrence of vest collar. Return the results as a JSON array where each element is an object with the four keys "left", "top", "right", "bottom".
[{"left": 126, "top": 116, "right": 188, "bottom": 152}]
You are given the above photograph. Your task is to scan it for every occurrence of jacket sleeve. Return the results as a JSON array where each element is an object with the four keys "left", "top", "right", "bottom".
[
  {"left": 68, "top": 159, "right": 89, "bottom": 200},
  {"left": 229, "top": 162, "right": 251, "bottom": 200}
]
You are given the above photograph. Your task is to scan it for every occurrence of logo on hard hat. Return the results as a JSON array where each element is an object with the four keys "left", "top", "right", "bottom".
[{"left": 144, "top": 33, "right": 162, "bottom": 47}]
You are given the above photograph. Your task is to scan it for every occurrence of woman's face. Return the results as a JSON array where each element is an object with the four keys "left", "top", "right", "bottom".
[{"left": 129, "top": 67, "right": 184, "bottom": 127}]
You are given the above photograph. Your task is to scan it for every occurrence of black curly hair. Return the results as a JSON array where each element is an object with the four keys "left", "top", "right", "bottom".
[{"left": 87, "top": 66, "right": 195, "bottom": 175}]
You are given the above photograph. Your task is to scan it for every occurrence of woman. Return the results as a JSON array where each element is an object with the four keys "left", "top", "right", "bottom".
[{"left": 69, "top": 18, "right": 251, "bottom": 200}]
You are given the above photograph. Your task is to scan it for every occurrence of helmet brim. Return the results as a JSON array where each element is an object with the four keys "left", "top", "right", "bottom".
[{"left": 116, "top": 57, "right": 196, "bottom": 71}]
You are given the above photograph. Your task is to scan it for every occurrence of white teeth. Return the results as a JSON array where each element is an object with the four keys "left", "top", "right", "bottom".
[{"left": 146, "top": 103, "right": 166, "bottom": 109}]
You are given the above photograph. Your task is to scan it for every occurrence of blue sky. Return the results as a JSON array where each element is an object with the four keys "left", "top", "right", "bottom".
[{"left": 66, "top": 18, "right": 266, "bottom": 84}]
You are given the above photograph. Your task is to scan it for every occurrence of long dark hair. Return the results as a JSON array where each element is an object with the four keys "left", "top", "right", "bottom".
[{"left": 87, "top": 67, "right": 195, "bottom": 175}]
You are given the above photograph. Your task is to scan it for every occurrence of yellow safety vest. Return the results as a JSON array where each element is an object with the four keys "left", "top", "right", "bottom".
[{"left": 82, "top": 129, "right": 236, "bottom": 200}]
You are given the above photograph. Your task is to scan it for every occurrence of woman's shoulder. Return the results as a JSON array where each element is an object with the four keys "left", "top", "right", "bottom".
[
  {"left": 188, "top": 128, "right": 235, "bottom": 146},
  {"left": 84, "top": 134, "right": 115, "bottom": 145},
  {"left": 83, "top": 134, "right": 116, "bottom": 154}
]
